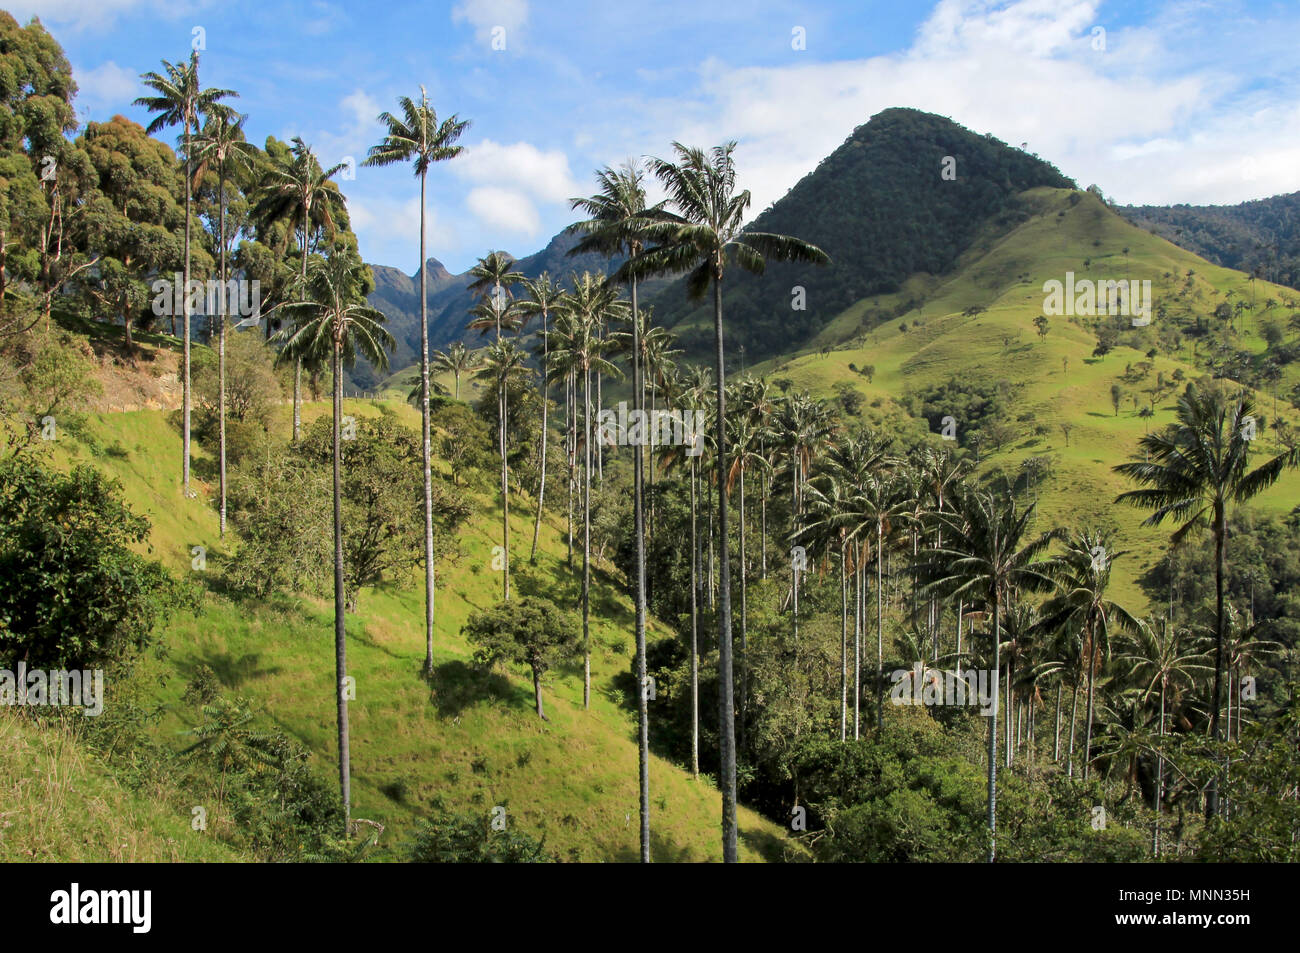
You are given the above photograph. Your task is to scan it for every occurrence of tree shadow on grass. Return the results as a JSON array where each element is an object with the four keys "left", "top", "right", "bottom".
[
  {"left": 188, "top": 649, "right": 281, "bottom": 689},
  {"left": 613, "top": 828, "right": 703, "bottom": 863},
  {"left": 740, "top": 824, "right": 801, "bottom": 863},
  {"left": 425, "top": 658, "right": 522, "bottom": 720}
]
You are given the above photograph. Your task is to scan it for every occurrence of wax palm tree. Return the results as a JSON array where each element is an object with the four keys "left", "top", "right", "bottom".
[
  {"left": 190, "top": 110, "right": 255, "bottom": 537},
  {"left": 363, "top": 87, "right": 468, "bottom": 677},
  {"left": 432, "top": 342, "right": 479, "bottom": 400},
  {"left": 474, "top": 339, "right": 533, "bottom": 602},
  {"left": 809, "top": 432, "right": 894, "bottom": 738},
  {"left": 727, "top": 409, "right": 771, "bottom": 740},
  {"left": 1119, "top": 619, "right": 1210, "bottom": 856},
  {"left": 620, "top": 142, "right": 828, "bottom": 861},
  {"left": 917, "top": 488, "right": 1061, "bottom": 862},
  {"left": 467, "top": 251, "right": 523, "bottom": 340},
  {"left": 253, "top": 137, "right": 348, "bottom": 443},
  {"left": 1038, "top": 529, "right": 1142, "bottom": 781},
  {"left": 275, "top": 249, "right": 393, "bottom": 832},
  {"left": 546, "top": 274, "right": 624, "bottom": 710},
  {"left": 135, "top": 50, "right": 237, "bottom": 496},
  {"left": 737, "top": 375, "right": 776, "bottom": 577},
  {"left": 568, "top": 162, "right": 669, "bottom": 861},
  {"left": 798, "top": 465, "right": 857, "bottom": 741},
  {"left": 660, "top": 364, "right": 713, "bottom": 778},
  {"left": 1114, "top": 381, "right": 1300, "bottom": 817},
  {"left": 519, "top": 273, "right": 567, "bottom": 564}
]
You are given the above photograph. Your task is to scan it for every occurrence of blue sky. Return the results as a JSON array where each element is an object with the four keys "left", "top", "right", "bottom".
[{"left": 18, "top": 0, "right": 1300, "bottom": 274}]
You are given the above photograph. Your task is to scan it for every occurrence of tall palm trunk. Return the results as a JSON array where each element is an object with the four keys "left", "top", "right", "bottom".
[
  {"left": 581, "top": 362, "right": 592, "bottom": 710},
  {"left": 1067, "top": 662, "right": 1080, "bottom": 776},
  {"left": 182, "top": 118, "right": 193, "bottom": 494},
  {"left": 738, "top": 464, "right": 748, "bottom": 750},
  {"left": 1207, "top": 506, "right": 1226, "bottom": 819},
  {"left": 293, "top": 209, "right": 307, "bottom": 443},
  {"left": 331, "top": 340, "right": 351, "bottom": 833},
  {"left": 566, "top": 370, "right": 574, "bottom": 568},
  {"left": 876, "top": 524, "right": 885, "bottom": 732},
  {"left": 791, "top": 452, "right": 800, "bottom": 647},
  {"left": 1053, "top": 679, "right": 1062, "bottom": 761},
  {"left": 1084, "top": 627, "right": 1097, "bottom": 781},
  {"left": 711, "top": 275, "right": 738, "bottom": 863},
  {"left": 631, "top": 274, "right": 651, "bottom": 862},
  {"left": 988, "top": 584, "right": 1000, "bottom": 863},
  {"left": 217, "top": 161, "right": 228, "bottom": 536},
  {"left": 417, "top": 170, "right": 438, "bottom": 676},
  {"left": 690, "top": 455, "right": 700, "bottom": 778},
  {"left": 530, "top": 305, "right": 550, "bottom": 563},
  {"left": 1154, "top": 677, "right": 1166, "bottom": 856},
  {"left": 854, "top": 549, "right": 862, "bottom": 739},
  {"left": 840, "top": 542, "right": 848, "bottom": 742}
]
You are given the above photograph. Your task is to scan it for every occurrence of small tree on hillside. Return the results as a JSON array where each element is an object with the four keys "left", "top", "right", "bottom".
[{"left": 465, "top": 596, "right": 579, "bottom": 721}]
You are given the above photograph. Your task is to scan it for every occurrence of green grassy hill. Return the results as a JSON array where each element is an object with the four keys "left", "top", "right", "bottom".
[
  {"left": 17, "top": 376, "right": 794, "bottom": 862},
  {"left": 0, "top": 710, "right": 245, "bottom": 862},
  {"left": 748, "top": 186, "right": 1300, "bottom": 609}
]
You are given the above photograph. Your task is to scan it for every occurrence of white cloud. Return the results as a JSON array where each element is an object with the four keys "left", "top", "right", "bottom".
[
  {"left": 348, "top": 194, "right": 424, "bottom": 242},
  {"left": 281, "top": 88, "right": 382, "bottom": 175},
  {"left": 466, "top": 186, "right": 540, "bottom": 236},
  {"left": 451, "top": 0, "right": 528, "bottom": 45},
  {"left": 9, "top": 0, "right": 198, "bottom": 32},
  {"left": 71, "top": 60, "right": 140, "bottom": 116},
  {"left": 591, "top": 0, "right": 1300, "bottom": 216},
  {"left": 454, "top": 139, "right": 580, "bottom": 202}
]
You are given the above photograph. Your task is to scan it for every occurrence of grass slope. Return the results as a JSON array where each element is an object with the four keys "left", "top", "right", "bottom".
[
  {"left": 0, "top": 711, "right": 244, "bottom": 862},
  {"left": 751, "top": 188, "right": 1300, "bottom": 610},
  {"left": 30, "top": 380, "right": 794, "bottom": 862}
]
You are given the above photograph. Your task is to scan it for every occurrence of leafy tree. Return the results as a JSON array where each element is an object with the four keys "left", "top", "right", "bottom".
[
  {"left": 464, "top": 596, "right": 580, "bottom": 721},
  {"left": 77, "top": 114, "right": 185, "bottom": 353},
  {"left": 404, "top": 807, "right": 551, "bottom": 862},
  {"left": 0, "top": 457, "right": 190, "bottom": 668}
]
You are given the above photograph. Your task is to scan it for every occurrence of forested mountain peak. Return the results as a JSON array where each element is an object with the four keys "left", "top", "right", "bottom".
[{"left": 646, "top": 107, "right": 1076, "bottom": 360}]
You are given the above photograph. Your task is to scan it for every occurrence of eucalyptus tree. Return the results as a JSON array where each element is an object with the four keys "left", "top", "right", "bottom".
[
  {"left": 432, "top": 341, "right": 479, "bottom": 400},
  {"left": 1114, "top": 381, "right": 1299, "bottom": 817},
  {"left": 363, "top": 87, "right": 468, "bottom": 676},
  {"left": 918, "top": 488, "right": 1061, "bottom": 862},
  {"left": 473, "top": 339, "right": 533, "bottom": 602},
  {"left": 567, "top": 162, "right": 666, "bottom": 861},
  {"left": 274, "top": 249, "right": 393, "bottom": 833},
  {"left": 134, "top": 50, "right": 236, "bottom": 496},
  {"left": 253, "top": 137, "right": 348, "bottom": 443},
  {"left": 190, "top": 110, "right": 255, "bottom": 537},
  {"left": 519, "top": 273, "right": 567, "bottom": 564},
  {"left": 1037, "top": 529, "right": 1141, "bottom": 781},
  {"left": 546, "top": 273, "right": 624, "bottom": 711}
]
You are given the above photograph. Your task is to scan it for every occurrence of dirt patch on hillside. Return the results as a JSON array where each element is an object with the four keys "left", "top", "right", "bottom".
[{"left": 85, "top": 338, "right": 185, "bottom": 413}]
